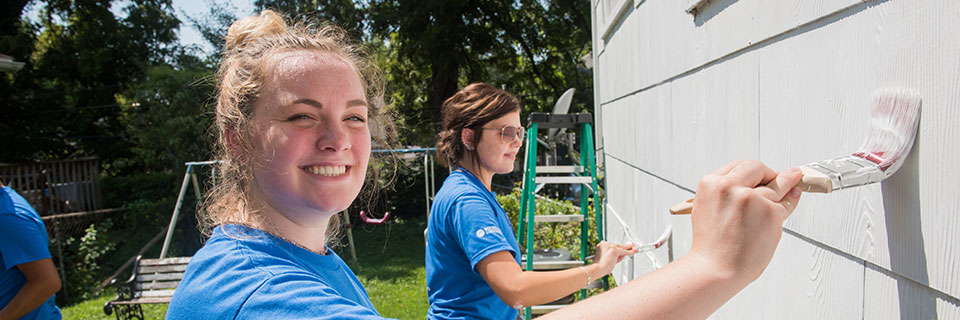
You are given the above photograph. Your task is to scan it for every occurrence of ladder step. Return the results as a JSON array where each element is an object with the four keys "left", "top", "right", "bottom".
[
  {"left": 530, "top": 304, "right": 567, "bottom": 315},
  {"left": 534, "top": 214, "right": 583, "bottom": 223},
  {"left": 535, "top": 176, "right": 593, "bottom": 184},
  {"left": 534, "top": 165, "right": 583, "bottom": 173}
]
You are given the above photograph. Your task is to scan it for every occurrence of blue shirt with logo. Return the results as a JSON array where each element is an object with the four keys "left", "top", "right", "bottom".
[
  {"left": 0, "top": 187, "right": 61, "bottom": 320},
  {"left": 168, "top": 224, "right": 386, "bottom": 319},
  {"left": 426, "top": 169, "right": 521, "bottom": 320}
]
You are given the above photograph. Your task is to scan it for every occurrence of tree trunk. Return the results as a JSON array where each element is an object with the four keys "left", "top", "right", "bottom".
[{"left": 430, "top": 60, "right": 459, "bottom": 133}]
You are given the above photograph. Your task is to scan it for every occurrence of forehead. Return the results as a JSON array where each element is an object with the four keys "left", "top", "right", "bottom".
[
  {"left": 263, "top": 50, "right": 364, "bottom": 99},
  {"left": 485, "top": 111, "right": 521, "bottom": 127}
]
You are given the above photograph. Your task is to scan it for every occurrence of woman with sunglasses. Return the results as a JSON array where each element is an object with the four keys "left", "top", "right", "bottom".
[{"left": 425, "top": 83, "right": 638, "bottom": 319}]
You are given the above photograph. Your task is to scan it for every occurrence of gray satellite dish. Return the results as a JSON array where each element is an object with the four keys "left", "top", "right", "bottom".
[{"left": 546, "top": 88, "right": 575, "bottom": 140}]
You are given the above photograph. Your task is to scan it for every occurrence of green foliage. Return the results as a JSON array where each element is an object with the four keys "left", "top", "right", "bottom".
[
  {"left": 51, "top": 219, "right": 116, "bottom": 304},
  {"left": 367, "top": 0, "right": 595, "bottom": 147},
  {"left": 0, "top": 0, "right": 187, "bottom": 164},
  {"left": 497, "top": 184, "right": 599, "bottom": 260},
  {"left": 113, "top": 63, "right": 215, "bottom": 173},
  {"left": 74, "top": 220, "right": 116, "bottom": 299},
  {"left": 254, "top": 0, "right": 366, "bottom": 40}
]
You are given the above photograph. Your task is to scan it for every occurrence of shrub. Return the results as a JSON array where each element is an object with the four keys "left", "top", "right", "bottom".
[{"left": 497, "top": 184, "right": 600, "bottom": 260}]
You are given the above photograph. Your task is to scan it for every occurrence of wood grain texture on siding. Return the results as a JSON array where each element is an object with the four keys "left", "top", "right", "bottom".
[
  {"left": 864, "top": 265, "right": 960, "bottom": 319},
  {"left": 598, "top": 0, "right": 864, "bottom": 102},
  {"left": 593, "top": 0, "right": 960, "bottom": 315},
  {"left": 757, "top": 0, "right": 960, "bottom": 298},
  {"left": 712, "top": 232, "right": 864, "bottom": 319},
  {"left": 598, "top": 52, "right": 761, "bottom": 190},
  {"left": 596, "top": 8, "right": 640, "bottom": 103}
]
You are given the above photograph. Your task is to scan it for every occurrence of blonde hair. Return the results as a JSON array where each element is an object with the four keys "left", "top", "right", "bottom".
[{"left": 201, "top": 10, "right": 392, "bottom": 246}]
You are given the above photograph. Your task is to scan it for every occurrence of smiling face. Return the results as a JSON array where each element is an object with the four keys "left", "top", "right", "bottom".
[
  {"left": 246, "top": 50, "right": 371, "bottom": 227},
  {"left": 474, "top": 111, "right": 523, "bottom": 175}
]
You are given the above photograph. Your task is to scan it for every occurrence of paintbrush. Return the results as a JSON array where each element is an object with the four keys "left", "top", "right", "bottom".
[{"left": 670, "top": 89, "right": 922, "bottom": 215}]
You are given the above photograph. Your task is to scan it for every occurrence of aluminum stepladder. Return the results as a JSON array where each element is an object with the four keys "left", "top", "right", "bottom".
[{"left": 517, "top": 112, "right": 604, "bottom": 318}]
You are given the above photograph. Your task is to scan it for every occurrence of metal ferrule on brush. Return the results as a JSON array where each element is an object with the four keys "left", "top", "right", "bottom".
[{"left": 802, "top": 155, "right": 885, "bottom": 193}]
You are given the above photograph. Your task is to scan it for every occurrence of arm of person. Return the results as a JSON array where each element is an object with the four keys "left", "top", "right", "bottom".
[
  {"left": 0, "top": 258, "right": 61, "bottom": 320},
  {"left": 476, "top": 241, "right": 636, "bottom": 309},
  {"left": 542, "top": 161, "right": 804, "bottom": 319}
]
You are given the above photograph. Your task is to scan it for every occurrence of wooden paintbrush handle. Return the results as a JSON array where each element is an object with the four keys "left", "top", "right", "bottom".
[
  {"left": 669, "top": 198, "right": 694, "bottom": 215},
  {"left": 797, "top": 165, "right": 833, "bottom": 193},
  {"left": 670, "top": 166, "right": 830, "bottom": 215}
]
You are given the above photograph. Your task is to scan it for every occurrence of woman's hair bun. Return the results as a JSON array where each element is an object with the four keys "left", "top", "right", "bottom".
[{"left": 224, "top": 10, "right": 288, "bottom": 52}]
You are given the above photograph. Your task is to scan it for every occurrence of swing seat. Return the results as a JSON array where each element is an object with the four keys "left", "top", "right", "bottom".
[{"left": 359, "top": 210, "right": 391, "bottom": 224}]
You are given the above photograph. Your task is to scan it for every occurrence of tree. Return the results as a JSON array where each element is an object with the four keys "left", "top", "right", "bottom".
[
  {"left": 0, "top": 0, "right": 185, "bottom": 167},
  {"left": 255, "top": 0, "right": 366, "bottom": 40},
  {"left": 367, "top": 0, "right": 594, "bottom": 146}
]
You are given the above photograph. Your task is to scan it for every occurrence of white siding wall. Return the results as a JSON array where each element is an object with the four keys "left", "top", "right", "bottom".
[{"left": 592, "top": 0, "right": 960, "bottom": 317}]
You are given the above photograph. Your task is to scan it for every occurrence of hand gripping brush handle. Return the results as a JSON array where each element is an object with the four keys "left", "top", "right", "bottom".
[{"left": 671, "top": 89, "right": 922, "bottom": 215}]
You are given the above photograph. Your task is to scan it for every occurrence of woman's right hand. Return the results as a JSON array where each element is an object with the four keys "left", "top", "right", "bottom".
[
  {"left": 688, "top": 160, "right": 803, "bottom": 283},
  {"left": 541, "top": 161, "right": 804, "bottom": 320},
  {"left": 593, "top": 240, "right": 637, "bottom": 277}
]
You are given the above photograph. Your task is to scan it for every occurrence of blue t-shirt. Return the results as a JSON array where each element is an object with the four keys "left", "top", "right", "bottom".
[
  {"left": 167, "top": 224, "right": 387, "bottom": 319},
  {"left": 0, "top": 187, "right": 61, "bottom": 320},
  {"left": 426, "top": 169, "right": 521, "bottom": 320}
]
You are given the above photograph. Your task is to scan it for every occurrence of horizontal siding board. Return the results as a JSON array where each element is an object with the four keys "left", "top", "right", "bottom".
[
  {"left": 713, "top": 232, "right": 864, "bottom": 319},
  {"left": 757, "top": 0, "right": 960, "bottom": 298},
  {"left": 864, "top": 265, "right": 960, "bottom": 319},
  {"left": 600, "top": 54, "right": 761, "bottom": 191},
  {"left": 595, "top": 0, "right": 960, "bottom": 315}
]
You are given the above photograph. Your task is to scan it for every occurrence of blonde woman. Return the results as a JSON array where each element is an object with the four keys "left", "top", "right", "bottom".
[{"left": 167, "top": 10, "right": 389, "bottom": 319}]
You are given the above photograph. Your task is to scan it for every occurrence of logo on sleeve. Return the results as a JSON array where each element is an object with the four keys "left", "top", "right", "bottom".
[{"left": 475, "top": 226, "right": 502, "bottom": 238}]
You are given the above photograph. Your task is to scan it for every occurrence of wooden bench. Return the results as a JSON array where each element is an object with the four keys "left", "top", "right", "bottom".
[{"left": 103, "top": 255, "right": 190, "bottom": 320}]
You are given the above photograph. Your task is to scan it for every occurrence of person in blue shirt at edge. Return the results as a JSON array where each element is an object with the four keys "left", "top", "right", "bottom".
[
  {"left": 0, "top": 180, "right": 62, "bottom": 320},
  {"left": 426, "top": 83, "right": 807, "bottom": 319},
  {"left": 167, "top": 8, "right": 806, "bottom": 320}
]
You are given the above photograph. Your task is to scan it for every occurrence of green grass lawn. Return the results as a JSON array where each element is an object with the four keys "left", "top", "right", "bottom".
[
  {"left": 61, "top": 291, "right": 168, "bottom": 319},
  {"left": 343, "top": 217, "right": 429, "bottom": 318},
  {"left": 61, "top": 218, "right": 428, "bottom": 319}
]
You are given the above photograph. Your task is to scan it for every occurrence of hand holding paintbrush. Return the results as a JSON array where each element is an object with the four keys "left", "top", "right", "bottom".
[{"left": 671, "top": 89, "right": 922, "bottom": 215}]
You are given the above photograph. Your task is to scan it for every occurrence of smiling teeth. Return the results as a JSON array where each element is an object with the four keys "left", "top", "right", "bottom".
[{"left": 306, "top": 165, "right": 347, "bottom": 176}]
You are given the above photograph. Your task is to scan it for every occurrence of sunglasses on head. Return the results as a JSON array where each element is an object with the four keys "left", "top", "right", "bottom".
[{"left": 481, "top": 125, "right": 526, "bottom": 144}]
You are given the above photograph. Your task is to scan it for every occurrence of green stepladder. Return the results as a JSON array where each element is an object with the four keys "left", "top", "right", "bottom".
[{"left": 517, "top": 113, "right": 604, "bottom": 318}]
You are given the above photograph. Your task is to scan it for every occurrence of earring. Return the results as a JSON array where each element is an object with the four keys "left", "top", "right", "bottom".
[{"left": 463, "top": 142, "right": 473, "bottom": 150}]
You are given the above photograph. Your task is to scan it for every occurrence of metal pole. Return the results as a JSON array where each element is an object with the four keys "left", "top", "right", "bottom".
[
  {"left": 423, "top": 152, "right": 430, "bottom": 219},
  {"left": 160, "top": 165, "right": 194, "bottom": 259},
  {"left": 579, "top": 123, "right": 590, "bottom": 299},
  {"left": 190, "top": 173, "right": 202, "bottom": 200},
  {"left": 343, "top": 210, "right": 359, "bottom": 266},
  {"left": 429, "top": 153, "right": 436, "bottom": 208},
  {"left": 52, "top": 219, "right": 68, "bottom": 302}
]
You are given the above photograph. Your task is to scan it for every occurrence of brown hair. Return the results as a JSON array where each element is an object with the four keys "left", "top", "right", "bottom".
[
  {"left": 201, "top": 10, "right": 393, "bottom": 246},
  {"left": 436, "top": 83, "right": 521, "bottom": 169}
]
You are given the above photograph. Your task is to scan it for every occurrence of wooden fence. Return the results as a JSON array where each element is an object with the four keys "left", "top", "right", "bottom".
[{"left": 0, "top": 157, "right": 102, "bottom": 216}]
